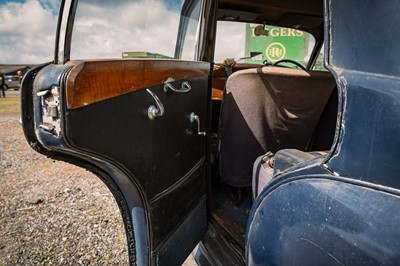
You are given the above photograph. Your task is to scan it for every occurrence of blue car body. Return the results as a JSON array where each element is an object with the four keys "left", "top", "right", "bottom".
[{"left": 245, "top": 1, "right": 400, "bottom": 265}]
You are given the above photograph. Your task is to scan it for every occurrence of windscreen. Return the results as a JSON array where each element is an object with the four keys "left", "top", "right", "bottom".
[{"left": 215, "top": 21, "right": 315, "bottom": 67}]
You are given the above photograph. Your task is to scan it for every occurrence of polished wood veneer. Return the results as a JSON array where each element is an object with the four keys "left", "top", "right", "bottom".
[{"left": 65, "top": 60, "right": 210, "bottom": 109}]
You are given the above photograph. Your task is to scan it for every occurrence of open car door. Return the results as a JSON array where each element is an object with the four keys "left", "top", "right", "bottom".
[{"left": 21, "top": 0, "right": 213, "bottom": 264}]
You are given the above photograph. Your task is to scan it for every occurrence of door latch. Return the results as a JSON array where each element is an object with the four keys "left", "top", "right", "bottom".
[
  {"left": 190, "top": 112, "right": 206, "bottom": 136},
  {"left": 37, "top": 85, "right": 61, "bottom": 136}
]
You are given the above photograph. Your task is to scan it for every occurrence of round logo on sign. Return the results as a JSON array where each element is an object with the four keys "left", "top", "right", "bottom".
[{"left": 266, "top": 42, "right": 286, "bottom": 62}]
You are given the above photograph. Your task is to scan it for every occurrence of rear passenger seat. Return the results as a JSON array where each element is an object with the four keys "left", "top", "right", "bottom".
[{"left": 219, "top": 66, "right": 337, "bottom": 189}]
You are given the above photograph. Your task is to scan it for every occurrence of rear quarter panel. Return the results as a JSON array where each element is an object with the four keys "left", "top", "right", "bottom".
[{"left": 247, "top": 176, "right": 400, "bottom": 265}]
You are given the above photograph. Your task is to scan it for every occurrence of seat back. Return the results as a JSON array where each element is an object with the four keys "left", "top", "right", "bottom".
[
  {"left": 310, "top": 88, "right": 338, "bottom": 150},
  {"left": 219, "top": 67, "right": 336, "bottom": 187}
]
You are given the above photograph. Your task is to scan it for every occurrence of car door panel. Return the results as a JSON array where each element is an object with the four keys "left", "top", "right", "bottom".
[
  {"left": 63, "top": 59, "right": 210, "bottom": 251},
  {"left": 23, "top": 58, "right": 210, "bottom": 264}
]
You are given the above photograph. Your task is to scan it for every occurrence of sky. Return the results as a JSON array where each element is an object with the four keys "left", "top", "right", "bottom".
[
  {"left": 0, "top": 0, "right": 61, "bottom": 64},
  {"left": 0, "top": 0, "right": 244, "bottom": 64}
]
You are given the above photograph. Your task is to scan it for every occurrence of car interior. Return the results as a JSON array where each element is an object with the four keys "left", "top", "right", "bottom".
[{"left": 207, "top": 0, "right": 338, "bottom": 260}]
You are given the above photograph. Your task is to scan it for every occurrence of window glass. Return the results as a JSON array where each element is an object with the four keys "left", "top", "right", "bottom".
[
  {"left": 177, "top": 0, "right": 202, "bottom": 60},
  {"left": 215, "top": 21, "right": 315, "bottom": 67},
  {"left": 313, "top": 45, "right": 328, "bottom": 71},
  {"left": 71, "top": 0, "right": 202, "bottom": 60}
]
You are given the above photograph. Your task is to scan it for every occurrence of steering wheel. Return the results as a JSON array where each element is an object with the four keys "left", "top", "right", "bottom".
[{"left": 272, "top": 59, "right": 306, "bottom": 70}]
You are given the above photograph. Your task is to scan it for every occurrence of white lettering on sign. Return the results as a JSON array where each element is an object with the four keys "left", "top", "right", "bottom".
[{"left": 269, "top": 28, "right": 304, "bottom": 37}]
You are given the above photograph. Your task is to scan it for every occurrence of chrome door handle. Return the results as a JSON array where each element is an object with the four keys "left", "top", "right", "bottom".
[
  {"left": 190, "top": 112, "right": 206, "bottom": 136},
  {"left": 164, "top": 81, "right": 191, "bottom": 93},
  {"left": 146, "top": 89, "right": 164, "bottom": 120},
  {"left": 180, "top": 81, "right": 191, "bottom": 92}
]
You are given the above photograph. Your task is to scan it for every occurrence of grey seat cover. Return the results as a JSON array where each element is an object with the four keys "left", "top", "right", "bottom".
[{"left": 219, "top": 67, "right": 336, "bottom": 187}]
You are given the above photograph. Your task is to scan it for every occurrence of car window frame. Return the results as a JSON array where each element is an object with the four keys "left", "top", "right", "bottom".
[{"left": 175, "top": 0, "right": 206, "bottom": 61}]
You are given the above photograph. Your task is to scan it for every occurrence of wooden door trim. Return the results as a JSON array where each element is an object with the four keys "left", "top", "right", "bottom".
[{"left": 65, "top": 59, "right": 210, "bottom": 109}]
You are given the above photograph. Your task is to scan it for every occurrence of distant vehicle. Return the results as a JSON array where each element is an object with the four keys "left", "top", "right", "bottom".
[{"left": 4, "top": 75, "right": 20, "bottom": 90}]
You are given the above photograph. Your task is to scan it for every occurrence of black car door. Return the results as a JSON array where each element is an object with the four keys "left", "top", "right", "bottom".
[{"left": 21, "top": 0, "right": 212, "bottom": 264}]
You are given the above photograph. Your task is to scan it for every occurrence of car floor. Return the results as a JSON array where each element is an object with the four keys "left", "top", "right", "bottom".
[{"left": 209, "top": 168, "right": 253, "bottom": 250}]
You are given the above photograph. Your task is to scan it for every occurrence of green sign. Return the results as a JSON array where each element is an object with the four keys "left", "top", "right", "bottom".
[
  {"left": 244, "top": 24, "right": 313, "bottom": 66},
  {"left": 122, "top": 51, "right": 171, "bottom": 59}
]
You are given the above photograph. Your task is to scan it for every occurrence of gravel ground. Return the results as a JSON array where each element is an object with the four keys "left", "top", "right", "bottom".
[{"left": 0, "top": 91, "right": 196, "bottom": 265}]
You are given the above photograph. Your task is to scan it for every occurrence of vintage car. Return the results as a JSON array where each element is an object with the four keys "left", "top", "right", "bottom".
[
  {"left": 21, "top": 0, "right": 400, "bottom": 265},
  {"left": 4, "top": 75, "right": 20, "bottom": 90}
]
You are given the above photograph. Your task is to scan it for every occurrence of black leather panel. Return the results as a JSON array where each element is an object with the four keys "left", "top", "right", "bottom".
[
  {"left": 149, "top": 159, "right": 206, "bottom": 248},
  {"left": 65, "top": 77, "right": 207, "bottom": 197},
  {"left": 64, "top": 75, "right": 208, "bottom": 249}
]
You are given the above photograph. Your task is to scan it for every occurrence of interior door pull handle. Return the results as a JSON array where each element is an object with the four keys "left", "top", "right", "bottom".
[
  {"left": 146, "top": 89, "right": 164, "bottom": 120},
  {"left": 181, "top": 81, "right": 191, "bottom": 92},
  {"left": 164, "top": 81, "right": 191, "bottom": 93},
  {"left": 190, "top": 112, "right": 206, "bottom": 136}
]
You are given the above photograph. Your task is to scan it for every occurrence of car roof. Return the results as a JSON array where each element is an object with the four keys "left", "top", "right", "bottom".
[{"left": 217, "top": 0, "right": 324, "bottom": 31}]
